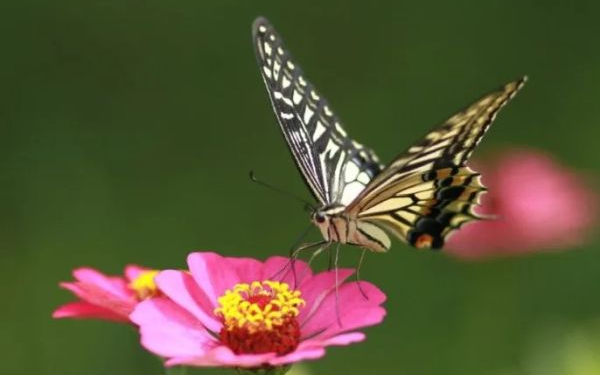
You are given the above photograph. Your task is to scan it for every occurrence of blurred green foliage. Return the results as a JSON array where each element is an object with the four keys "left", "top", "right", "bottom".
[{"left": 1, "top": 1, "right": 598, "bottom": 375}]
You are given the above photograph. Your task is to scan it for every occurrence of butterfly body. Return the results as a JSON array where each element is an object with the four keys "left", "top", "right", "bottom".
[
  {"left": 312, "top": 207, "right": 391, "bottom": 252},
  {"left": 252, "top": 17, "right": 526, "bottom": 251}
]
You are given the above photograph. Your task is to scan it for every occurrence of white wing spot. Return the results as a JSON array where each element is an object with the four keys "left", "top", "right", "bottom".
[
  {"left": 340, "top": 182, "right": 366, "bottom": 205},
  {"left": 277, "top": 47, "right": 284, "bottom": 55},
  {"left": 269, "top": 34, "right": 276, "bottom": 41},
  {"left": 303, "top": 107, "right": 314, "bottom": 124},
  {"left": 335, "top": 122, "right": 347, "bottom": 136},
  {"left": 325, "top": 139, "right": 340, "bottom": 156},
  {"left": 264, "top": 42, "right": 272, "bottom": 56},
  {"left": 262, "top": 66, "right": 272, "bottom": 79},
  {"left": 344, "top": 162, "right": 360, "bottom": 183},
  {"left": 282, "top": 76, "right": 291, "bottom": 89},
  {"left": 311, "top": 91, "right": 320, "bottom": 101},
  {"left": 324, "top": 106, "right": 333, "bottom": 116},
  {"left": 258, "top": 25, "right": 267, "bottom": 33},
  {"left": 273, "top": 61, "right": 281, "bottom": 80},
  {"left": 357, "top": 172, "right": 371, "bottom": 185},
  {"left": 298, "top": 76, "right": 307, "bottom": 86},
  {"left": 273, "top": 91, "right": 293, "bottom": 107},
  {"left": 287, "top": 61, "right": 295, "bottom": 70},
  {"left": 281, "top": 112, "right": 294, "bottom": 120},
  {"left": 312, "top": 121, "right": 327, "bottom": 142},
  {"left": 292, "top": 90, "right": 302, "bottom": 105}
]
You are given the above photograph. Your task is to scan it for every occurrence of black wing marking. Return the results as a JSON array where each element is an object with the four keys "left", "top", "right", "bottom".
[{"left": 252, "top": 17, "right": 382, "bottom": 205}]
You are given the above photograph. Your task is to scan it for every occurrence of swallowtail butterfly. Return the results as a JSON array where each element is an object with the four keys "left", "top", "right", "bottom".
[{"left": 252, "top": 17, "right": 526, "bottom": 251}]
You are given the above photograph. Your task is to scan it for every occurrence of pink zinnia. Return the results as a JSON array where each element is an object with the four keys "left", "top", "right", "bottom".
[
  {"left": 53, "top": 265, "right": 160, "bottom": 323},
  {"left": 131, "top": 252, "right": 386, "bottom": 368},
  {"left": 447, "top": 149, "right": 597, "bottom": 259}
]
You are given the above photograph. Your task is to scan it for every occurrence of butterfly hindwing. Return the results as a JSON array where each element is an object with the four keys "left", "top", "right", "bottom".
[
  {"left": 355, "top": 166, "right": 485, "bottom": 249},
  {"left": 348, "top": 78, "right": 526, "bottom": 249},
  {"left": 253, "top": 17, "right": 526, "bottom": 251},
  {"left": 253, "top": 17, "right": 382, "bottom": 206}
]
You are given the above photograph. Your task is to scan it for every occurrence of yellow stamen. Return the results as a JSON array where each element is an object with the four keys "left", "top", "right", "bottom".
[
  {"left": 129, "top": 270, "right": 160, "bottom": 300},
  {"left": 214, "top": 280, "right": 305, "bottom": 333}
]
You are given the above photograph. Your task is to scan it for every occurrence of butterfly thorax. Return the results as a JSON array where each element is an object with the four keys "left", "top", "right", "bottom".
[{"left": 312, "top": 205, "right": 391, "bottom": 253}]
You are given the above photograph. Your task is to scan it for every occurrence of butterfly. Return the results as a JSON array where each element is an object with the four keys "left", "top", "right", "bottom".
[{"left": 252, "top": 17, "right": 526, "bottom": 252}]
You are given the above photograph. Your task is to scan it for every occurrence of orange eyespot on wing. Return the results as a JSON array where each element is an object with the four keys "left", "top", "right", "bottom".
[{"left": 414, "top": 233, "right": 434, "bottom": 249}]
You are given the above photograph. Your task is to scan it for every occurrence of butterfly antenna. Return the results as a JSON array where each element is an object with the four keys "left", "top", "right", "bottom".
[{"left": 249, "top": 171, "right": 315, "bottom": 211}]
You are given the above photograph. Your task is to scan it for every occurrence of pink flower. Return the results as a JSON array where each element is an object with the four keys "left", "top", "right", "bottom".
[
  {"left": 131, "top": 252, "right": 386, "bottom": 368},
  {"left": 53, "top": 265, "right": 160, "bottom": 323},
  {"left": 447, "top": 149, "right": 597, "bottom": 259}
]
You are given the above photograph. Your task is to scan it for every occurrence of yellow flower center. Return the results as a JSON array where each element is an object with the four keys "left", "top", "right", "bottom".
[
  {"left": 214, "top": 280, "right": 305, "bottom": 355},
  {"left": 129, "top": 270, "right": 160, "bottom": 300}
]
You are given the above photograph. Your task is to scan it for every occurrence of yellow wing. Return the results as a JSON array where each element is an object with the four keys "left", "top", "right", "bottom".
[{"left": 347, "top": 78, "right": 527, "bottom": 249}]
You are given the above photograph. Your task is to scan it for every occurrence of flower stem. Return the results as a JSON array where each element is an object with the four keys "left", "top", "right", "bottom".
[
  {"left": 236, "top": 365, "right": 291, "bottom": 375},
  {"left": 166, "top": 366, "right": 187, "bottom": 375}
]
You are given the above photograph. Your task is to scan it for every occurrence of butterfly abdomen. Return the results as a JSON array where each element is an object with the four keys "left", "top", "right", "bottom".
[{"left": 313, "top": 209, "right": 391, "bottom": 252}]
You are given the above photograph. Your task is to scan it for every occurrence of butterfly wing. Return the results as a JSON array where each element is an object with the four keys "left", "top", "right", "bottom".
[
  {"left": 347, "top": 78, "right": 527, "bottom": 249},
  {"left": 253, "top": 17, "right": 382, "bottom": 206}
]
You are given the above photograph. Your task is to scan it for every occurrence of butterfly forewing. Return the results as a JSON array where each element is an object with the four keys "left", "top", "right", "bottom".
[
  {"left": 253, "top": 17, "right": 383, "bottom": 206},
  {"left": 347, "top": 78, "right": 526, "bottom": 249}
]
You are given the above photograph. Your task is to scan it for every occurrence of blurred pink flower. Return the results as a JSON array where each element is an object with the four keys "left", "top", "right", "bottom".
[
  {"left": 447, "top": 149, "right": 597, "bottom": 259},
  {"left": 53, "top": 265, "right": 160, "bottom": 323},
  {"left": 131, "top": 252, "right": 386, "bottom": 368}
]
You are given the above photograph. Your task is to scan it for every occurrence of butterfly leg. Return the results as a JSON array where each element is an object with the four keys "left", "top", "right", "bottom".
[
  {"left": 287, "top": 222, "right": 315, "bottom": 258},
  {"left": 327, "top": 246, "right": 334, "bottom": 271},
  {"left": 305, "top": 242, "right": 329, "bottom": 269},
  {"left": 295, "top": 241, "right": 331, "bottom": 285},
  {"left": 333, "top": 242, "right": 343, "bottom": 328},
  {"left": 354, "top": 248, "right": 369, "bottom": 300},
  {"left": 269, "top": 240, "right": 327, "bottom": 284}
]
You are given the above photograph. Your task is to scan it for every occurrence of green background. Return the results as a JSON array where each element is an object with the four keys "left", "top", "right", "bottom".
[{"left": 2, "top": 1, "right": 599, "bottom": 375}]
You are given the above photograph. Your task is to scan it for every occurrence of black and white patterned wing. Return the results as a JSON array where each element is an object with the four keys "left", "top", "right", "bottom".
[
  {"left": 347, "top": 78, "right": 526, "bottom": 249},
  {"left": 253, "top": 17, "right": 382, "bottom": 206}
]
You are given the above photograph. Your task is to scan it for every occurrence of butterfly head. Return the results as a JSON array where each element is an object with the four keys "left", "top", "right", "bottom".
[
  {"left": 311, "top": 205, "right": 347, "bottom": 241},
  {"left": 311, "top": 210, "right": 329, "bottom": 226}
]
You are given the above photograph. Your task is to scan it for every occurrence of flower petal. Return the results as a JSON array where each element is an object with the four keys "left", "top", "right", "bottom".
[
  {"left": 268, "top": 332, "right": 365, "bottom": 366},
  {"left": 59, "top": 281, "right": 134, "bottom": 316},
  {"left": 165, "top": 346, "right": 278, "bottom": 368},
  {"left": 267, "top": 347, "right": 326, "bottom": 366},
  {"left": 52, "top": 301, "right": 129, "bottom": 322},
  {"left": 308, "top": 332, "right": 366, "bottom": 346},
  {"left": 226, "top": 257, "right": 264, "bottom": 284},
  {"left": 187, "top": 252, "right": 242, "bottom": 305},
  {"left": 130, "top": 297, "right": 215, "bottom": 358},
  {"left": 301, "top": 281, "right": 386, "bottom": 339},
  {"left": 72, "top": 267, "right": 130, "bottom": 299},
  {"left": 154, "top": 270, "right": 222, "bottom": 333},
  {"left": 297, "top": 268, "right": 354, "bottom": 324}
]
